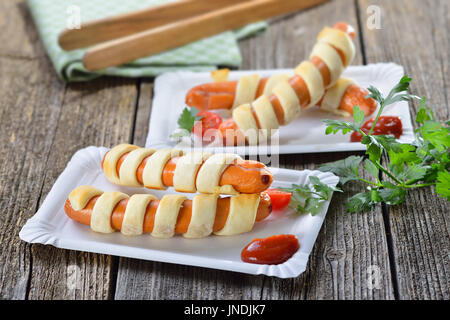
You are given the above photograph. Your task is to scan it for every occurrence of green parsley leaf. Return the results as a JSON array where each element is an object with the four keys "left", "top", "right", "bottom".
[
  {"left": 319, "top": 155, "right": 364, "bottom": 185},
  {"left": 415, "top": 97, "right": 434, "bottom": 124},
  {"left": 378, "top": 184, "right": 407, "bottom": 205},
  {"left": 353, "top": 105, "right": 366, "bottom": 127},
  {"left": 361, "top": 135, "right": 383, "bottom": 163},
  {"left": 366, "top": 85, "right": 383, "bottom": 103},
  {"left": 436, "top": 170, "right": 450, "bottom": 201},
  {"left": 176, "top": 107, "right": 203, "bottom": 132},
  {"left": 279, "top": 184, "right": 312, "bottom": 196},
  {"left": 373, "top": 135, "right": 403, "bottom": 153},
  {"left": 383, "top": 76, "right": 418, "bottom": 106},
  {"left": 418, "top": 120, "right": 450, "bottom": 153},
  {"left": 278, "top": 176, "right": 342, "bottom": 215},
  {"left": 387, "top": 143, "right": 420, "bottom": 174},
  {"left": 397, "top": 164, "right": 428, "bottom": 182},
  {"left": 303, "top": 197, "right": 323, "bottom": 215},
  {"left": 323, "top": 119, "right": 360, "bottom": 135},
  {"left": 309, "top": 175, "right": 342, "bottom": 200},
  {"left": 363, "top": 159, "right": 379, "bottom": 179},
  {"left": 347, "top": 192, "right": 373, "bottom": 213}
]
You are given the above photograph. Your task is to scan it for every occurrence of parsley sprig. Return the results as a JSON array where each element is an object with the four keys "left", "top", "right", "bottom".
[
  {"left": 319, "top": 76, "right": 449, "bottom": 212},
  {"left": 278, "top": 176, "right": 342, "bottom": 215},
  {"left": 170, "top": 107, "right": 203, "bottom": 140}
]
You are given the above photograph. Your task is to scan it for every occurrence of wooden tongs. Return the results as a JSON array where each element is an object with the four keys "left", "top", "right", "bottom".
[{"left": 58, "top": 0, "right": 328, "bottom": 71}]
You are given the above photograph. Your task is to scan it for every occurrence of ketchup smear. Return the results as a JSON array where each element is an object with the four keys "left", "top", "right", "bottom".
[
  {"left": 351, "top": 116, "right": 403, "bottom": 142},
  {"left": 241, "top": 234, "right": 300, "bottom": 265}
]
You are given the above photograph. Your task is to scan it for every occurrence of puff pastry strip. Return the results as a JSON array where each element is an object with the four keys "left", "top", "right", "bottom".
[
  {"left": 317, "top": 27, "right": 355, "bottom": 67},
  {"left": 231, "top": 74, "right": 291, "bottom": 109},
  {"left": 294, "top": 61, "right": 325, "bottom": 109},
  {"left": 252, "top": 95, "right": 279, "bottom": 136},
  {"left": 152, "top": 194, "right": 187, "bottom": 238},
  {"left": 213, "top": 194, "right": 260, "bottom": 236},
  {"left": 122, "top": 194, "right": 157, "bottom": 236},
  {"left": 66, "top": 186, "right": 267, "bottom": 238},
  {"left": 102, "top": 144, "right": 139, "bottom": 185},
  {"left": 91, "top": 191, "right": 128, "bottom": 233},
  {"left": 172, "top": 152, "right": 212, "bottom": 193},
  {"left": 310, "top": 42, "right": 344, "bottom": 87},
  {"left": 232, "top": 74, "right": 260, "bottom": 109},
  {"left": 272, "top": 79, "right": 302, "bottom": 122},
  {"left": 263, "top": 74, "right": 290, "bottom": 96},
  {"left": 143, "top": 148, "right": 183, "bottom": 189},
  {"left": 184, "top": 193, "right": 218, "bottom": 238},
  {"left": 119, "top": 147, "right": 156, "bottom": 187},
  {"left": 195, "top": 153, "right": 242, "bottom": 194},
  {"left": 232, "top": 103, "right": 260, "bottom": 144}
]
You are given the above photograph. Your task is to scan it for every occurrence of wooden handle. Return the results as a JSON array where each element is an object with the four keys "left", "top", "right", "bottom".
[
  {"left": 83, "top": 0, "right": 328, "bottom": 71},
  {"left": 59, "top": 0, "right": 246, "bottom": 51}
]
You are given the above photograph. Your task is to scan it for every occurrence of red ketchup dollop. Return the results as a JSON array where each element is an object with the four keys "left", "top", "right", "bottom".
[
  {"left": 351, "top": 116, "right": 403, "bottom": 142},
  {"left": 241, "top": 234, "right": 300, "bottom": 265}
]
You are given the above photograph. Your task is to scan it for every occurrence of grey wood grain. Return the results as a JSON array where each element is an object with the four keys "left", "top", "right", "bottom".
[
  {"left": 26, "top": 76, "right": 139, "bottom": 299},
  {"left": 358, "top": 0, "right": 449, "bottom": 300},
  {"left": 0, "top": 56, "right": 65, "bottom": 299},
  {"left": 132, "top": 80, "right": 153, "bottom": 147},
  {"left": 0, "top": 0, "right": 46, "bottom": 59}
]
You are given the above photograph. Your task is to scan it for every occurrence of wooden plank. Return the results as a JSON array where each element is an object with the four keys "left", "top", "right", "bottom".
[
  {"left": 26, "top": 76, "right": 139, "bottom": 299},
  {"left": 115, "top": 0, "right": 395, "bottom": 300},
  {"left": 131, "top": 80, "right": 153, "bottom": 147},
  {"left": 358, "top": 0, "right": 449, "bottom": 299},
  {"left": 0, "top": 0, "right": 46, "bottom": 59},
  {"left": 0, "top": 0, "right": 140, "bottom": 299},
  {"left": 0, "top": 56, "right": 65, "bottom": 299}
]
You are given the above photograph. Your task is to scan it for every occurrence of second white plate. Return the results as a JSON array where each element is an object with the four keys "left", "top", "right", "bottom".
[{"left": 145, "top": 63, "right": 414, "bottom": 156}]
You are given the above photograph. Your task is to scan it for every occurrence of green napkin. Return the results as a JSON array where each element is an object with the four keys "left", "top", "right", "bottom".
[{"left": 27, "top": 0, "right": 267, "bottom": 82}]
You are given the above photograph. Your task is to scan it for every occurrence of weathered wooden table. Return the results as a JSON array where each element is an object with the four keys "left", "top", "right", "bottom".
[{"left": 0, "top": 0, "right": 448, "bottom": 300}]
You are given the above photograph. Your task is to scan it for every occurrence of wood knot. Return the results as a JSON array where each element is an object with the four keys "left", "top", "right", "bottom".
[{"left": 325, "top": 249, "right": 345, "bottom": 261}]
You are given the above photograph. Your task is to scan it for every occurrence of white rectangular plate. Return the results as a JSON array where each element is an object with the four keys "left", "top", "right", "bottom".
[
  {"left": 146, "top": 63, "right": 414, "bottom": 155},
  {"left": 20, "top": 146, "right": 339, "bottom": 278}
]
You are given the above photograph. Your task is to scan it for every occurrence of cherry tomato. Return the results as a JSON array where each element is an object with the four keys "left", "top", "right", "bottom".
[
  {"left": 218, "top": 118, "right": 246, "bottom": 146},
  {"left": 351, "top": 116, "right": 403, "bottom": 142},
  {"left": 192, "top": 111, "right": 222, "bottom": 142},
  {"left": 264, "top": 189, "right": 292, "bottom": 211}
]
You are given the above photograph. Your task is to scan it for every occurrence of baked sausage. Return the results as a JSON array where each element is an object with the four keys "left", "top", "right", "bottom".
[
  {"left": 186, "top": 76, "right": 376, "bottom": 117},
  {"left": 102, "top": 144, "right": 274, "bottom": 194},
  {"left": 65, "top": 185, "right": 272, "bottom": 238}
]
